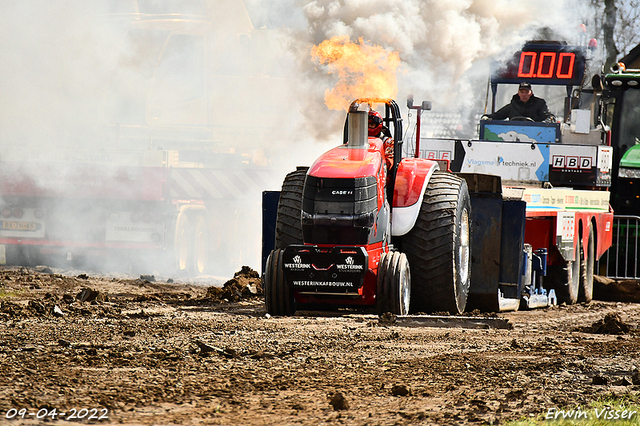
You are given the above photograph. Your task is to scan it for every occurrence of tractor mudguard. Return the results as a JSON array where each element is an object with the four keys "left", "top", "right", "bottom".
[{"left": 391, "top": 158, "right": 440, "bottom": 236}]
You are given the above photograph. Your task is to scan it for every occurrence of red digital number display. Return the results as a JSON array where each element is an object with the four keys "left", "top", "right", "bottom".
[
  {"left": 492, "top": 44, "right": 585, "bottom": 86},
  {"left": 517, "top": 51, "right": 575, "bottom": 79}
]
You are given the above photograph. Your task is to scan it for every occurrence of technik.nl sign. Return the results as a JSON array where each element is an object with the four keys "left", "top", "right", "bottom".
[{"left": 459, "top": 141, "right": 550, "bottom": 182}]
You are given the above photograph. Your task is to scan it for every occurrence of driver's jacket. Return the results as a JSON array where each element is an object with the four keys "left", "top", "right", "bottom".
[{"left": 487, "top": 94, "right": 554, "bottom": 122}]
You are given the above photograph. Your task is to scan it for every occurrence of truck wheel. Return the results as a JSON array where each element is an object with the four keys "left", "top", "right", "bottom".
[
  {"left": 376, "top": 252, "right": 411, "bottom": 315},
  {"left": 193, "top": 215, "right": 209, "bottom": 276},
  {"left": 402, "top": 172, "right": 472, "bottom": 314},
  {"left": 579, "top": 226, "right": 595, "bottom": 303},
  {"left": 264, "top": 249, "right": 296, "bottom": 316},
  {"left": 275, "top": 167, "right": 308, "bottom": 249},
  {"left": 175, "top": 214, "right": 191, "bottom": 274},
  {"left": 546, "top": 244, "right": 581, "bottom": 305}
]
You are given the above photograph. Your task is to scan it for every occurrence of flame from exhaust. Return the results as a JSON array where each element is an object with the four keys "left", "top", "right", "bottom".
[{"left": 311, "top": 35, "right": 400, "bottom": 111}]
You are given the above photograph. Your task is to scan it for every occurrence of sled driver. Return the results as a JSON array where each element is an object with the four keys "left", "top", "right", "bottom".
[
  {"left": 482, "top": 82, "right": 556, "bottom": 123},
  {"left": 369, "top": 110, "right": 394, "bottom": 168}
]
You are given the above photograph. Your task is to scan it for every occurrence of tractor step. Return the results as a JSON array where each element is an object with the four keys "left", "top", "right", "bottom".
[{"left": 392, "top": 314, "right": 512, "bottom": 329}]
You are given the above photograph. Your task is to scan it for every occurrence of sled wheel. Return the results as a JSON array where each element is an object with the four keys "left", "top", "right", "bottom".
[
  {"left": 402, "top": 171, "right": 472, "bottom": 314},
  {"left": 264, "top": 249, "right": 296, "bottom": 316},
  {"left": 546, "top": 242, "right": 581, "bottom": 305},
  {"left": 193, "top": 215, "right": 209, "bottom": 276},
  {"left": 579, "top": 226, "right": 595, "bottom": 303},
  {"left": 275, "top": 167, "right": 309, "bottom": 249},
  {"left": 376, "top": 252, "right": 411, "bottom": 315},
  {"left": 175, "top": 214, "right": 191, "bottom": 274}
]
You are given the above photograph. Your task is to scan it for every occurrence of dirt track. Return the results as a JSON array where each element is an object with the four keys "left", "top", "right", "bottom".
[{"left": 1, "top": 266, "right": 640, "bottom": 425}]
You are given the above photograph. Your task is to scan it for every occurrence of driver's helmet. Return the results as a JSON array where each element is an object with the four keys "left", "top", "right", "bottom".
[{"left": 368, "top": 110, "right": 383, "bottom": 137}]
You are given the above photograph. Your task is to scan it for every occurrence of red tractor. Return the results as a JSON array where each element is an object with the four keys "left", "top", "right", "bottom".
[{"left": 263, "top": 98, "right": 472, "bottom": 315}]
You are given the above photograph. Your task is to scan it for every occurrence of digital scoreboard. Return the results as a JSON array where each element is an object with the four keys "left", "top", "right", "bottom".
[{"left": 492, "top": 43, "right": 586, "bottom": 86}]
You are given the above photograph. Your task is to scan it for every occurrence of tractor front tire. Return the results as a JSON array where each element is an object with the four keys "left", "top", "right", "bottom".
[
  {"left": 175, "top": 214, "right": 191, "bottom": 275},
  {"left": 264, "top": 249, "right": 296, "bottom": 316},
  {"left": 193, "top": 215, "right": 209, "bottom": 276},
  {"left": 376, "top": 252, "right": 411, "bottom": 315},
  {"left": 402, "top": 172, "right": 472, "bottom": 314},
  {"left": 275, "top": 167, "right": 308, "bottom": 249}
]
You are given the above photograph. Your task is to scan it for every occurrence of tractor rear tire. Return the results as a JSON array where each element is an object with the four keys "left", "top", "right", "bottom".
[
  {"left": 579, "top": 226, "right": 595, "bottom": 303},
  {"left": 376, "top": 252, "right": 411, "bottom": 315},
  {"left": 402, "top": 172, "right": 472, "bottom": 314},
  {"left": 275, "top": 167, "right": 308, "bottom": 249},
  {"left": 264, "top": 249, "right": 296, "bottom": 316}
]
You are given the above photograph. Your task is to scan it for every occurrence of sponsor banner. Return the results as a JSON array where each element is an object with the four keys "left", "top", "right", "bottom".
[
  {"left": 0, "top": 210, "right": 46, "bottom": 239},
  {"left": 416, "top": 137, "right": 606, "bottom": 188},
  {"left": 283, "top": 245, "right": 368, "bottom": 289},
  {"left": 597, "top": 146, "right": 613, "bottom": 187},
  {"left": 457, "top": 141, "right": 549, "bottom": 182},
  {"left": 283, "top": 252, "right": 365, "bottom": 274},
  {"left": 105, "top": 212, "right": 162, "bottom": 243},
  {"left": 336, "top": 263, "right": 364, "bottom": 271},
  {"left": 413, "top": 139, "right": 455, "bottom": 161},
  {"left": 522, "top": 188, "right": 610, "bottom": 212},
  {"left": 548, "top": 144, "right": 599, "bottom": 186}
]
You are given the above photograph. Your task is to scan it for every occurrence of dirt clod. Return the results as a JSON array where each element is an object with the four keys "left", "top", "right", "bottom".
[
  {"left": 77, "top": 287, "right": 101, "bottom": 302},
  {"left": 584, "top": 312, "right": 632, "bottom": 335},
  {"left": 391, "top": 384, "right": 410, "bottom": 396},
  {"left": 329, "top": 392, "right": 349, "bottom": 410},
  {"left": 592, "top": 375, "right": 608, "bottom": 385},
  {"left": 616, "top": 377, "right": 633, "bottom": 386},
  {"left": 378, "top": 312, "right": 397, "bottom": 325},
  {"left": 205, "top": 266, "right": 262, "bottom": 302}
]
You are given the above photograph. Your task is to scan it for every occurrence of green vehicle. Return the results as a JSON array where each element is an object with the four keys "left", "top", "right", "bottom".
[
  {"left": 600, "top": 65, "right": 640, "bottom": 215},
  {"left": 597, "top": 65, "right": 640, "bottom": 278}
]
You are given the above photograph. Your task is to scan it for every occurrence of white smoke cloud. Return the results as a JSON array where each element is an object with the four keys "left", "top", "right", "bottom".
[
  {"left": 0, "top": 0, "right": 598, "bottom": 278},
  {"left": 0, "top": 3, "right": 116, "bottom": 148},
  {"left": 0, "top": 1, "right": 314, "bottom": 278},
  {"left": 296, "top": 0, "right": 594, "bottom": 131}
]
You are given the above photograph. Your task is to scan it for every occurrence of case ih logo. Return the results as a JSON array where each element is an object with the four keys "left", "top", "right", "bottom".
[
  {"left": 331, "top": 190, "right": 353, "bottom": 195},
  {"left": 552, "top": 155, "right": 592, "bottom": 170}
]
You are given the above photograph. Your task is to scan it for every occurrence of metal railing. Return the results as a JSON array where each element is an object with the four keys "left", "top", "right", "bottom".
[{"left": 598, "top": 215, "right": 640, "bottom": 279}]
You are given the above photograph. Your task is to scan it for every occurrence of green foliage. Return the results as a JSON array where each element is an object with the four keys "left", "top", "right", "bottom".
[{"left": 0, "top": 287, "right": 23, "bottom": 299}]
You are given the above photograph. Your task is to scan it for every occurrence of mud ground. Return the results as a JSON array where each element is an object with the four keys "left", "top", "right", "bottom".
[{"left": 1, "top": 266, "right": 640, "bottom": 425}]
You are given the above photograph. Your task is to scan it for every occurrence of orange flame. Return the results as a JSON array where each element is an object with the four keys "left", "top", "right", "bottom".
[{"left": 311, "top": 35, "right": 400, "bottom": 111}]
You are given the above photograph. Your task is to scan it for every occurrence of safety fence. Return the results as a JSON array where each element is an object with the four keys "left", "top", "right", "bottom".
[{"left": 598, "top": 215, "right": 640, "bottom": 280}]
